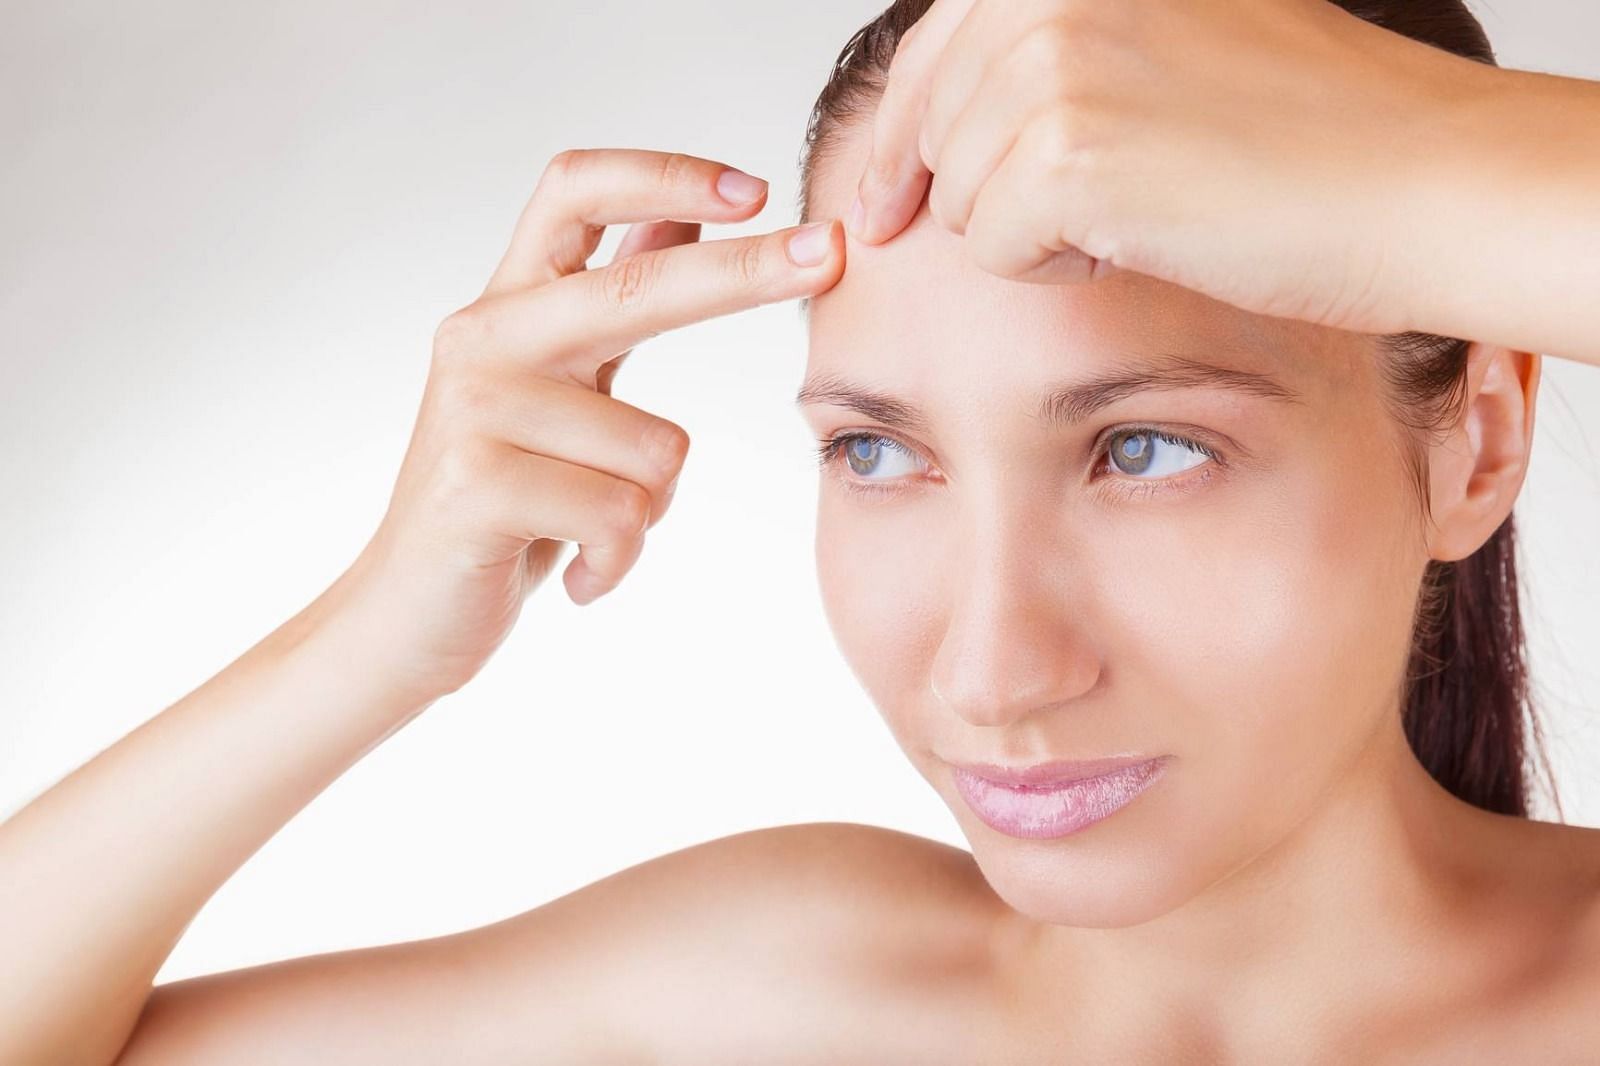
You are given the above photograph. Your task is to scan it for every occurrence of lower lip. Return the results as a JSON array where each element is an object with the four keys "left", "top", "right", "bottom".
[{"left": 951, "top": 758, "right": 1170, "bottom": 840}]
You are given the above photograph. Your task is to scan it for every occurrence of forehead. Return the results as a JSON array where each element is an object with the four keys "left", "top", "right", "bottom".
[{"left": 804, "top": 119, "right": 1365, "bottom": 405}]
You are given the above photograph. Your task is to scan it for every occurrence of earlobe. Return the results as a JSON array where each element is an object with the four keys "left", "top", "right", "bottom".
[{"left": 1425, "top": 344, "right": 1540, "bottom": 563}]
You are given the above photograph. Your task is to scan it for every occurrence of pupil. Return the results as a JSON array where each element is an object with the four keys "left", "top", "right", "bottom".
[
  {"left": 847, "top": 438, "right": 878, "bottom": 474},
  {"left": 1114, "top": 431, "right": 1153, "bottom": 474}
]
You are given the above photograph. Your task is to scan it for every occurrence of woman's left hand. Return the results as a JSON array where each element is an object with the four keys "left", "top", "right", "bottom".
[{"left": 848, "top": 0, "right": 1499, "bottom": 335}]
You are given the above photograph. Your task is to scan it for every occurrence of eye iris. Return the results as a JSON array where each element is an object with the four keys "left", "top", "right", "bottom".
[
  {"left": 845, "top": 437, "right": 880, "bottom": 475},
  {"left": 1114, "top": 432, "right": 1152, "bottom": 474}
]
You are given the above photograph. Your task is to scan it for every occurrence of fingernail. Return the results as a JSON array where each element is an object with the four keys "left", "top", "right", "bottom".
[
  {"left": 848, "top": 194, "right": 868, "bottom": 240},
  {"left": 716, "top": 168, "right": 768, "bottom": 206},
  {"left": 787, "top": 221, "right": 834, "bottom": 267}
]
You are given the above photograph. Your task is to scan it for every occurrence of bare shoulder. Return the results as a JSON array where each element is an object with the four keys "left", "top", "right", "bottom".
[
  {"left": 1530, "top": 819, "right": 1600, "bottom": 979},
  {"left": 495, "top": 820, "right": 997, "bottom": 969},
  {"left": 1483, "top": 815, "right": 1600, "bottom": 982},
  {"left": 672, "top": 819, "right": 997, "bottom": 923},
  {"left": 479, "top": 820, "right": 1008, "bottom": 1063},
  {"left": 118, "top": 822, "right": 1005, "bottom": 1065},
  {"left": 1400, "top": 818, "right": 1600, "bottom": 1063}
]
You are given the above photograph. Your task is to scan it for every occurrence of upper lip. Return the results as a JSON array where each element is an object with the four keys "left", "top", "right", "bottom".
[{"left": 949, "top": 754, "right": 1165, "bottom": 788}]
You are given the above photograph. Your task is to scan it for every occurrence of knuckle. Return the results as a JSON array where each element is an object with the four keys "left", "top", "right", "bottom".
[
  {"left": 432, "top": 308, "right": 485, "bottom": 360},
  {"left": 724, "top": 238, "right": 769, "bottom": 289},
  {"left": 1016, "top": 23, "right": 1074, "bottom": 81},
  {"left": 1019, "top": 22, "right": 1100, "bottom": 105},
  {"left": 863, "top": 149, "right": 901, "bottom": 194},
  {"left": 606, "top": 479, "right": 653, "bottom": 540},
  {"left": 640, "top": 419, "right": 691, "bottom": 477},
  {"left": 1026, "top": 109, "right": 1092, "bottom": 173},
  {"left": 600, "top": 251, "right": 660, "bottom": 312},
  {"left": 531, "top": 150, "right": 578, "bottom": 210},
  {"left": 435, "top": 437, "right": 490, "bottom": 499},
  {"left": 544, "top": 147, "right": 584, "bottom": 188},
  {"left": 656, "top": 151, "right": 697, "bottom": 190}
]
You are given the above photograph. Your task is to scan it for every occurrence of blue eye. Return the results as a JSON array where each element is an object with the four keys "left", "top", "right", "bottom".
[
  {"left": 1105, "top": 428, "right": 1215, "bottom": 478},
  {"left": 814, "top": 425, "right": 1220, "bottom": 500},
  {"left": 813, "top": 432, "right": 923, "bottom": 485}
]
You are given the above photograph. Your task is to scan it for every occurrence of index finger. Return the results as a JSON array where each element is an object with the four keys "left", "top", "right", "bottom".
[
  {"left": 482, "top": 148, "right": 770, "bottom": 298},
  {"left": 453, "top": 220, "right": 845, "bottom": 388},
  {"left": 847, "top": 0, "right": 978, "bottom": 245}
]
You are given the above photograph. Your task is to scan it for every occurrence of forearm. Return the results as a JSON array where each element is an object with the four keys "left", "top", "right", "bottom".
[
  {"left": 0, "top": 557, "right": 437, "bottom": 1065},
  {"left": 1404, "top": 63, "right": 1600, "bottom": 365}
]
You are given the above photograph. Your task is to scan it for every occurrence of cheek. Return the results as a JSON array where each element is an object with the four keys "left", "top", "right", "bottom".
[
  {"left": 814, "top": 492, "right": 946, "bottom": 735},
  {"left": 1093, "top": 450, "right": 1423, "bottom": 827}
]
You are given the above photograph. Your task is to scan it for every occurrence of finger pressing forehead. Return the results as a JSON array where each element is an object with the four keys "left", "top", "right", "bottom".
[
  {"left": 481, "top": 148, "right": 770, "bottom": 298},
  {"left": 452, "top": 222, "right": 844, "bottom": 385},
  {"left": 851, "top": 0, "right": 979, "bottom": 243}
]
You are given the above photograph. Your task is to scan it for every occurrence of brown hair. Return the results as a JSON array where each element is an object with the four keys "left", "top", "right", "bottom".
[{"left": 796, "top": 0, "right": 1560, "bottom": 820}]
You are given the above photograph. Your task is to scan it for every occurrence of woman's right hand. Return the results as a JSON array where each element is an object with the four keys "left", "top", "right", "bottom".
[
  {"left": 0, "top": 147, "right": 843, "bottom": 1066},
  {"left": 332, "top": 148, "right": 844, "bottom": 702}
]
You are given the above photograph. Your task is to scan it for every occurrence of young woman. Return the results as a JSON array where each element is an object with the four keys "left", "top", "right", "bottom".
[{"left": 6, "top": 0, "right": 1600, "bottom": 1060}]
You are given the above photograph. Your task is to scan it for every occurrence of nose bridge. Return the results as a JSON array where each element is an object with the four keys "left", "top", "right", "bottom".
[{"left": 928, "top": 492, "right": 1102, "bottom": 729}]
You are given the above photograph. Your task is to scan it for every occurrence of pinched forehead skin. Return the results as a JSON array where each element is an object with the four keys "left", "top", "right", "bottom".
[{"left": 799, "top": 118, "right": 1375, "bottom": 425}]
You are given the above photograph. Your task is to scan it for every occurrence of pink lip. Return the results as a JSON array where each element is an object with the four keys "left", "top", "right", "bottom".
[
  {"left": 948, "top": 755, "right": 1172, "bottom": 840},
  {"left": 950, "top": 754, "right": 1163, "bottom": 788}
]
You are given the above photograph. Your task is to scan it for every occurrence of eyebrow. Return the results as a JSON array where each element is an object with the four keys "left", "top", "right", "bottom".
[{"left": 793, "top": 353, "right": 1304, "bottom": 431}]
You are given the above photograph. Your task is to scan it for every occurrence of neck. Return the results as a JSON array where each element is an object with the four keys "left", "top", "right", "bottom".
[{"left": 1015, "top": 710, "right": 1519, "bottom": 1051}]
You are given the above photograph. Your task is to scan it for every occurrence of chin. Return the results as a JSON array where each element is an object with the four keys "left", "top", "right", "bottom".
[
  {"left": 963, "top": 833, "right": 1199, "bottom": 928},
  {"left": 939, "top": 773, "right": 1210, "bottom": 929}
]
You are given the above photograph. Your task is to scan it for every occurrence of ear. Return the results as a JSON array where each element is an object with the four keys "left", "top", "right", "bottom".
[{"left": 1425, "top": 343, "right": 1541, "bottom": 562}]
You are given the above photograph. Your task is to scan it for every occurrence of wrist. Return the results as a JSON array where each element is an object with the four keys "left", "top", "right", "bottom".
[
  {"left": 1397, "top": 61, "right": 1600, "bottom": 355},
  {"left": 1375, "top": 52, "right": 1508, "bottom": 338},
  {"left": 261, "top": 552, "right": 452, "bottom": 722}
]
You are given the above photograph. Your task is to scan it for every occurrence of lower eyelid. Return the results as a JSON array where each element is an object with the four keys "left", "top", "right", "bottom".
[
  {"left": 1093, "top": 451, "right": 1220, "bottom": 501},
  {"left": 1106, "top": 462, "right": 1219, "bottom": 500}
]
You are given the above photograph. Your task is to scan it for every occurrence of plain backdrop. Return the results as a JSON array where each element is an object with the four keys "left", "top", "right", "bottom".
[{"left": 4, "top": 0, "right": 1600, "bottom": 984}]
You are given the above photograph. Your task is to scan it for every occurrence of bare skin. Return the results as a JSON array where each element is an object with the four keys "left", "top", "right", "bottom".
[
  {"left": 4, "top": 38, "right": 1600, "bottom": 1066},
  {"left": 790, "top": 110, "right": 1600, "bottom": 1062}
]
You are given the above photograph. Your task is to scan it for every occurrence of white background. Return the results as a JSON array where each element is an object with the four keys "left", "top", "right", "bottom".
[{"left": 4, "top": 1, "right": 1599, "bottom": 983}]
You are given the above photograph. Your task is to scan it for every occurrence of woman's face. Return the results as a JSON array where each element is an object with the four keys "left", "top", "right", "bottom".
[{"left": 799, "top": 122, "right": 1434, "bottom": 927}]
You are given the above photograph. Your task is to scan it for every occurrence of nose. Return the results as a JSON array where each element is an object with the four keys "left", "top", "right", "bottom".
[{"left": 928, "top": 523, "right": 1102, "bottom": 729}]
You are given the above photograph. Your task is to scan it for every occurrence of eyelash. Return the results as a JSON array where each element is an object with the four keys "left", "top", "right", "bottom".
[{"left": 811, "top": 425, "right": 1223, "bottom": 502}]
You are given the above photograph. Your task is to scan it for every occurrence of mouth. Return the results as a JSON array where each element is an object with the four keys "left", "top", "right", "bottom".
[{"left": 948, "top": 755, "right": 1172, "bottom": 840}]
